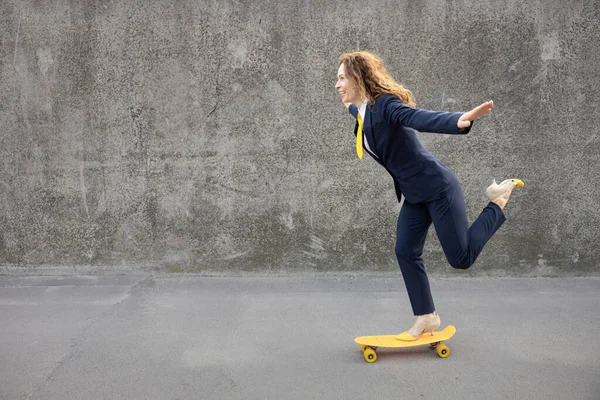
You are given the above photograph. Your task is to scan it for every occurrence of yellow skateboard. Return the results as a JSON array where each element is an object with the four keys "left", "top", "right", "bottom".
[{"left": 354, "top": 325, "right": 456, "bottom": 363}]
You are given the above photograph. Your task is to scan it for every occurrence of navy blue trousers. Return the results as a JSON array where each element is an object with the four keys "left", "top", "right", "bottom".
[{"left": 395, "top": 179, "right": 505, "bottom": 315}]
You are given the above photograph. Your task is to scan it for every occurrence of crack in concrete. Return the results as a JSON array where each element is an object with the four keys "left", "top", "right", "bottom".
[{"left": 21, "top": 277, "right": 154, "bottom": 399}]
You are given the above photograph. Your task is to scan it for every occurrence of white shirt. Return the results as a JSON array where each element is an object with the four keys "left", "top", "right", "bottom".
[{"left": 359, "top": 100, "right": 378, "bottom": 158}]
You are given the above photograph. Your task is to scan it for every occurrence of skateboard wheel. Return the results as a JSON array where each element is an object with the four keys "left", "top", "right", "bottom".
[
  {"left": 360, "top": 345, "right": 368, "bottom": 352},
  {"left": 436, "top": 344, "right": 450, "bottom": 358},
  {"left": 363, "top": 348, "right": 377, "bottom": 363}
]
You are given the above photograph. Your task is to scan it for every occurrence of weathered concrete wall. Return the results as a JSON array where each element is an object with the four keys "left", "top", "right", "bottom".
[{"left": 1, "top": 0, "right": 598, "bottom": 275}]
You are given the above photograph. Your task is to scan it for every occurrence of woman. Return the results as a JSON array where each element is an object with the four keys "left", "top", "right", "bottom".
[{"left": 336, "top": 51, "right": 523, "bottom": 341}]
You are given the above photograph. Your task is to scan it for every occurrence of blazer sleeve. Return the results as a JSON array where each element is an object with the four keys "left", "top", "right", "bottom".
[{"left": 383, "top": 96, "right": 472, "bottom": 135}]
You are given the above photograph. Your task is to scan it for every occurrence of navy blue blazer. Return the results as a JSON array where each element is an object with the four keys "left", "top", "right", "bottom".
[{"left": 349, "top": 94, "right": 471, "bottom": 204}]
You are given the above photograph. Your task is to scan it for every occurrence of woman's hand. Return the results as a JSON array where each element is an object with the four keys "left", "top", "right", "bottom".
[{"left": 457, "top": 100, "right": 494, "bottom": 129}]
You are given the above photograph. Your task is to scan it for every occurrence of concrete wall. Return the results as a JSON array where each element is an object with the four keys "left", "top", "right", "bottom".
[{"left": 1, "top": 0, "right": 598, "bottom": 276}]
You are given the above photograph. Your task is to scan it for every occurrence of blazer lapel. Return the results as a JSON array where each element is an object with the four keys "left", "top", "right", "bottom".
[
  {"left": 348, "top": 104, "right": 359, "bottom": 137},
  {"left": 363, "top": 105, "right": 379, "bottom": 159}
]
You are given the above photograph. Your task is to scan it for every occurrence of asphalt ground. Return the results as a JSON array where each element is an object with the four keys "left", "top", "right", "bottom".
[{"left": 1, "top": 274, "right": 599, "bottom": 400}]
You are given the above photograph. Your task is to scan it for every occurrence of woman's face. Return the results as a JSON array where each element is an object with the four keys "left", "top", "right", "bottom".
[{"left": 336, "top": 63, "right": 361, "bottom": 105}]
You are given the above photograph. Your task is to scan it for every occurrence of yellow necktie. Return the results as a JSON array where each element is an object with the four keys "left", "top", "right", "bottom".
[{"left": 356, "top": 113, "right": 364, "bottom": 160}]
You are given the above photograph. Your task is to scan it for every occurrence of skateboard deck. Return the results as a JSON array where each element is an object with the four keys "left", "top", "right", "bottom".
[{"left": 354, "top": 325, "right": 456, "bottom": 363}]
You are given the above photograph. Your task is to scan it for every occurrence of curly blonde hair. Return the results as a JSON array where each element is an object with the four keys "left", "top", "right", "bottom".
[{"left": 339, "top": 51, "right": 416, "bottom": 107}]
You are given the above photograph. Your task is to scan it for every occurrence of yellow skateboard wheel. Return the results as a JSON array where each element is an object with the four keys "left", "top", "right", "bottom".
[
  {"left": 363, "top": 348, "right": 377, "bottom": 363},
  {"left": 360, "top": 345, "right": 368, "bottom": 352},
  {"left": 436, "top": 344, "right": 450, "bottom": 358}
]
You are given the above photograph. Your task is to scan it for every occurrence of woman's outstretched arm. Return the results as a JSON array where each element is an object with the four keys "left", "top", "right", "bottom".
[{"left": 384, "top": 97, "right": 493, "bottom": 134}]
